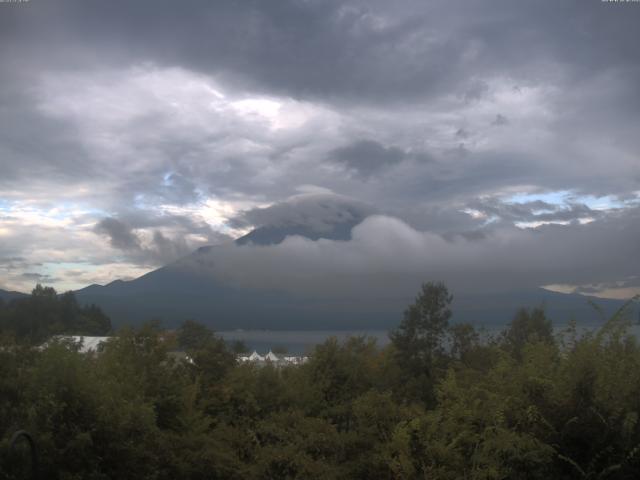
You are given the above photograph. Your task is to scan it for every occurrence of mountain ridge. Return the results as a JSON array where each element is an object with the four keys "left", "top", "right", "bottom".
[
  {"left": 12, "top": 194, "right": 640, "bottom": 330},
  {"left": 72, "top": 192, "right": 638, "bottom": 330},
  {"left": 73, "top": 250, "right": 636, "bottom": 330},
  {"left": 0, "top": 288, "right": 28, "bottom": 302}
]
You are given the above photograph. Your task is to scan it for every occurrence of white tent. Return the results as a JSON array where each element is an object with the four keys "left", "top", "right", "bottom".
[
  {"left": 236, "top": 350, "right": 308, "bottom": 366},
  {"left": 265, "top": 351, "right": 280, "bottom": 362},
  {"left": 248, "top": 350, "right": 264, "bottom": 362}
]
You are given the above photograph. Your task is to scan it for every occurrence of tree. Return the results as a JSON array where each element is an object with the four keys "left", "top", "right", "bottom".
[
  {"left": 389, "top": 282, "right": 453, "bottom": 404},
  {"left": 177, "top": 319, "right": 214, "bottom": 351},
  {"left": 0, "top": 285, "right": 111, "bottom": 343},
  {"left": 79, "top": 303, "right": 112, "bottom": 335},
  {"left": 449, "top": 322, "right": 479, "bottom": 363},
  {"left": 231, "top": 340, "right": 249, "bottom": 354},
  {"left": 190, "top": 335, "right": 237, "bottom": 384},
  {"left": 502, "top": 307, "right": 553, "bottom": 360},
  {"left": 31, "top": 283, "right": 57, "bottom": 299}
]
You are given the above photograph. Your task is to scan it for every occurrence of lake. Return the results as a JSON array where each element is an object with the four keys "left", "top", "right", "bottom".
[
  {"left": 218, "top": 330, "right": 391, "bottom": 355},
  {"left": 219, "top": 321, "right": 640, "bottom": 355}
]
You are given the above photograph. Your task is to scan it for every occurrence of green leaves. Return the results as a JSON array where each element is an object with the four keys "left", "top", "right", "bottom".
[
  {"left": 390, "top": 282, "right": 453, "bottom": 404},
  {"left": 2, "top": 288, "right": 640, "bottom": 478},
  {"left": 0, "top": 285, "right": 112, "bottom": 344}
]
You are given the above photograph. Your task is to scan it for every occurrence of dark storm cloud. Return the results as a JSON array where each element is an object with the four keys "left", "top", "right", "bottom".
[
  {"left": 0, "top": 91, "right": 94, "bottom": 188},
  {"left": 3, "top": 0, "right": 639, "bottom": 103},
  {"left": 455, "top": 129, "right": 470, "bottom": 139},
  {"left": 95, "top": 218, "right": 140, "bottom": 251},
  {"left": 463, "top": 81, "right": 490, "bottom": 103},
  {"left": 94, "top": 213, "right": 231, "bottom": 264},
  {"left": 151, "top": 230, "right": 186, "bottom": 262},
  {"left": 492, "top": 114, "right": 509, "bottom": 126},
  {"left": 2, "top": 0, "right": 639, "bottom": 200},
  {"left": 329, "top": 140, "right": 408, "bottom": 177},
  {"left": 0, "top": 257, "right": 32, "bottom": 269},
  {"left": 116, "top": 211, "right": 223, "bottom": 239},
  {"left": 19, "top": 272, "right": 59, "bottom": 283}
]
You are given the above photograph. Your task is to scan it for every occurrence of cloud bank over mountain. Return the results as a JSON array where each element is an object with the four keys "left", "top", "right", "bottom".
[
  {"left": 175, "top": 195, "right": 640, "bottom": 299},
  {"left": 1, "top": 0, "right": 639, "bottom": 297}
]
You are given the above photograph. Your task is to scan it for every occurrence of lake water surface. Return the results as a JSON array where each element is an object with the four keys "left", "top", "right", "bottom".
[
  {"left": 219, "top": 321, "right": 640, "bottom": 355},
  {"left": 219, "top": 330, "right": 391, "bottom": 355}
]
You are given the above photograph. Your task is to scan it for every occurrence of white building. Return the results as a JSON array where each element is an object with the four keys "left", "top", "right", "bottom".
[
  {"left": 238, "top": 350, "right": 309, "bottom": 366},
  {"left": 40, "top": 335, "right": 112, "bottom": 354}
]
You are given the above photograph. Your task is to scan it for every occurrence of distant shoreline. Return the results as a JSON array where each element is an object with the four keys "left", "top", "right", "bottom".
[{"left": 218, "top": 322, "right": 640, "bottom": 355}]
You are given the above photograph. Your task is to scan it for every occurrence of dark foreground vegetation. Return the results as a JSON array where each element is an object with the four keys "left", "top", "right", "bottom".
[
  {"left": 0, "top": 284, "right": 111, "bottom": 343},
  {"left": 1, "top": 283, "right": 640, "bottom": 479}
]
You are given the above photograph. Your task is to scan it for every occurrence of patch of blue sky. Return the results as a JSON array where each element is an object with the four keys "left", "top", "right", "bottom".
[
  {"left": 82, "top": 207, "right": 108, "bottom": 217},
  {"left": 506, "top": 190, "right": 572, "bottom": 206},
  {"left": 39, "top": 262, "right": 100, "bottom": 290},
  {"left": 506, "top": 190, "right": 633, "bottom": 211},
  {"left": 530, "top": 206, "right": 557, "bottom": 215},
  {"left": 134, "top": 193, "right": 149, "bottom": 209},
  {"left": 0, "top": 199, "right": 107, "bottom": 220},
  {"left": 43, "top": 204, "right": 109, "bottom": 227},
  {"left": 162, "top": 171, "right": 174, "bottom": 185},
  {"left": 571, "top": 194, "right": 631, "bottom": 211}
]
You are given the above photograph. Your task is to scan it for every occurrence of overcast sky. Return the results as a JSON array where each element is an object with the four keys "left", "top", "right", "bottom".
[{"left": 1, "top": 0, "right": 639, "bottom": 298}]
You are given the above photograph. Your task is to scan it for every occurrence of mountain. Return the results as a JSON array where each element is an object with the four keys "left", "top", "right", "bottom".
[
  {"left": 0, "top": 288, "right": 28, "bottom": 302},
  {"left": 75, "top": 243, "right": 402, "bottom": 330},
  {"left": 73, "top": 193, "right": 638, "bottom": 330},
  {"left": 76, "top": 193, "right": 397, "bottom": 329},
  {"left": 75, "top": 259, "right": 635, "bottom": 331},
  {"left": 450, "top": 289, "right": 634, "bottom": 329},
  {"left": 235, "top": 193, "right": 374, "bottom": 246}
]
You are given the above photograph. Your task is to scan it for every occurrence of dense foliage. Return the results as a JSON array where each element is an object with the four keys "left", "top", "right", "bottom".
[
  {"left": 1, "top": 283, "right": 640, "bottom": 479},
  {"left": 0, "top": 285, "right": 111, "bottom": 344}
]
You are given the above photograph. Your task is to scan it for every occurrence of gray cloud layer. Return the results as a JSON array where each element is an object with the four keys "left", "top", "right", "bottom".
[
  {"left": 1, "top": 0, "right": 639, "bottom": 296},
  {"left": 181, "top": 204, "right": 640, "bottom": 297},
  {"left": 6, "top": 1, "right": 637, "bottom": 102}
]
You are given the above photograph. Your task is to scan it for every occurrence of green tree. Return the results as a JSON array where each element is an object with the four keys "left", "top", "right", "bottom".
[
  {"left": 190, "top": 335, "right": 237, "bottom": 385},
  {"left": 231, "top": 340, "right": 249, "bottom": 354},
  {"left": 0, "top": 285, "right": 111, "bottom": 343},
  {"left": 502, "top": 307, "right": 553, "bottom": 360},
  {"left": 177, "top": 319, "right": 214, "bottom": 351},
  {"left": 389, "top": 281, "right": 453, "bottom": 404},
  {"left": 449, "top": 322, "right": 479, "bottom": 363},
  {"left": 307, "top": 336, "right": 383, "bottom": 430}
]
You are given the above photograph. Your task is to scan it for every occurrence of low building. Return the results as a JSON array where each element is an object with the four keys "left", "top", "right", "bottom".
[
  {"left": 238, "top": 350, "right": 309, "bottom": 366},
  {"left": 40, "top": 335, "right": 112, "bottom": 354}
]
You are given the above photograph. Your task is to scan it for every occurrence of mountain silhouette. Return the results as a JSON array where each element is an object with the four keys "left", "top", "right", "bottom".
[
  {"left": 0, "top": 288, "right": 28, "bottom": 302},
  {"left": 72, "top": 195, "right": 635, "bottom": 331}
]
